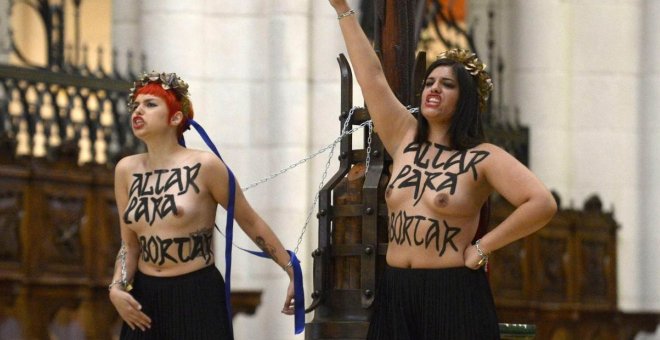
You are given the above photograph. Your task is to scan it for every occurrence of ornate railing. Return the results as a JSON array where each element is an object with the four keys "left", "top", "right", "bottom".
[
  {"left": 2, "top": 0, "right": 144, "bottom": 166},
  {"left": 0, "top": 64, "right": 141, "bottom": 166}
]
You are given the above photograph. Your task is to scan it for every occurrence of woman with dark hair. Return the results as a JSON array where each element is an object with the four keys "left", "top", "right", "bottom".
[
  {"left": 108, "top": 72, "right": 295, "bottom": 339},
  {"left": 415, "top": 56, "right": 487, "bottom": 149},
  {"left": 329, "top": 1, "right": 557, "bottom": 339}
]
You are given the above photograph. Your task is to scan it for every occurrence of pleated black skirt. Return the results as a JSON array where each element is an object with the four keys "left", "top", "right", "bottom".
[
  {"left": 120, "top": 265, "right": 233, "bottom": 340},
  {"left": 367, "top": 265, "right": 500, "bottom": 340}
]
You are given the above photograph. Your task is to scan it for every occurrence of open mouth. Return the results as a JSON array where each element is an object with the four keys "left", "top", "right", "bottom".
[
  {"left": 132, "top": 117, "right": 145, "bottom": 129},
  {"left": 425, "top": 95, "right": 440, "bottom": 107}
]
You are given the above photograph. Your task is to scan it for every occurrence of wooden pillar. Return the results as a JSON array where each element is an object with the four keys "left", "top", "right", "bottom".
[
  {"left": 375, "top": 0, "right": 420, "bottom": 107},
  {"left": 305, "top": 2, "right": 420, "bottom": 339}
]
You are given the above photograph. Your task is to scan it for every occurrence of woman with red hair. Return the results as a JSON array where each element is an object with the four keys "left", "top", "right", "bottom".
[{"left": 108, "top": 72, "right": 295, "bottom": 339}]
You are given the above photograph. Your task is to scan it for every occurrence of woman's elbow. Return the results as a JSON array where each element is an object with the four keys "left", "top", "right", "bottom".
[{"left": 538, "top": 191, "right": 558, "bottom": 225}]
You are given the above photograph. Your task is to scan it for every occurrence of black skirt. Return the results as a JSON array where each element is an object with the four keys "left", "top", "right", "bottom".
[
  {"left": 367, "top": 265, "right": 500, "bottom": 340},
  {"left": 120, "top": 265, "right": 233, "bottom": 340}
]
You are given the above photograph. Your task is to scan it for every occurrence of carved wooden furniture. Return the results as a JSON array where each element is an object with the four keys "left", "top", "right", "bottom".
[
  {"left": 489, "top": 194, "right": 660, "bottom": 339},
  {"left": 0, "top": 154, "right": 263, "bottom": 339}
]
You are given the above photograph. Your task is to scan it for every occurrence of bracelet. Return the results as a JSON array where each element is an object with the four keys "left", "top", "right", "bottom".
[
  {"left": 337, "top": 9, "right": 356, "bottom": 20},
  {"left": 475, "top": 239, "right": 490, "bottom": 270},
  {"left": 282, "top": 260, "right": 293, "bottom": 272},
  {"left": 108, "top": 279, "right": 133, "bottom": 292}
]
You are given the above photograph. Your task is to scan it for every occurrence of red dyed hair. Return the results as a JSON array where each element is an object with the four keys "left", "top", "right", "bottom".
[{"left": 134, "top": 83, "right": 194, "bottom": 138}]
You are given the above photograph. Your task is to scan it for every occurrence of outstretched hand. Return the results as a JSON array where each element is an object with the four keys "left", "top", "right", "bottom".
[
  {"left": 281, "top": 279, "right": 295, "bottom": 315},
  {"left": 109, "top": 288, "right": 152, "bottom": 331}
]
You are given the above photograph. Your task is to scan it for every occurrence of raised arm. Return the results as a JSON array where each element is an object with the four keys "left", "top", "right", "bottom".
[
  {"left": 109, "top": 157, "right": 152, "bottom": 331},
  {"left": 329, "top": 0, "right": 415, "bottom": 154}
]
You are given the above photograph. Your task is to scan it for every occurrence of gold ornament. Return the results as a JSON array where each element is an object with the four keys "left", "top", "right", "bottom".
[
  {"left": 437, "top": 49, "right": 493, "bottom": 113},
  {"left": 128, "top": 72, "right": 190, "bottom": 111}
]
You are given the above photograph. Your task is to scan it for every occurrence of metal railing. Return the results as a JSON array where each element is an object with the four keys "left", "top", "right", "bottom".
[{"left": 0, "top": 64, "right": 141, "bottom": 165}]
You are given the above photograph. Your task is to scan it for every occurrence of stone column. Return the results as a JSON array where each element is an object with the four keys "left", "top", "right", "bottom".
[
  {"left": 640, "top": 0, "right": 660, "bottom": 313},
  {"left": 309, "top": 0, "right": 364, "bottom": 218},
  {"left": 568, "top": 1, "right": 642, "bottom": 311},
  {"left": 468, "top": 0, "right": 516, "bottom": 124},
  {"left": 309, "top": 1, "right": 364, "bottom": 297},
  {"left": 460, "top": 0, "right": 653, "bottom": 316},
  {"left": 509, "top": 0, "right": 571, "bottom": 194},
  {"left": 111, "top": 0, "right": 140, "bottom": 77},
  {"left": 0, "top": 0, "right": 10, "bottom": 63},
  {"left": 236, "top": 2, "right": 311, "bottom": 339}
]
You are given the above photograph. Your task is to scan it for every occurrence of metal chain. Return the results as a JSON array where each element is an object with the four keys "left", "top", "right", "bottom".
[
  {"left": 364, "top": 120, "right": 373, "bottom": 174},
  {"left": 219, "top": 107, "right": 424, "bottom": 256},
  {"left": 291, "top": 137, "right": 337, "bottom": 255},
  {"left": 242, "top": 107, "right": 365, "bottom": 192},
  {"left": 291, "top": 106, "right": 359, "bottom": 255},
  {"left": 224, "top": 107, "right": 371, "bottom": 256}
]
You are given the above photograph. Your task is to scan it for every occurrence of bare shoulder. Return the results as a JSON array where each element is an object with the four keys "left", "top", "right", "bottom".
[
  {"left": 187, "top": 149, "right": 226, "bottom": 166},
  {"left": 474, "top": 142, "right": 533, "bottom": 183},
  {"left": 186, "top": 149, "right": 230, "bottom": 179},
  {"left": 474, "top": 142, "right": 503, "bottom": 152},
  {"left": 473, "top": 143, "right": 516, "bottom": 161},
  {"left": 469, "top": 143, "right": 526, "bottom": 179},
  {"left": 114, "top": 153, "right": 146, "bottom": 175}
]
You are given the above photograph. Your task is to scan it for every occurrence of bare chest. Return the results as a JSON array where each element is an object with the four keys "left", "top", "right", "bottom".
[
  {"left": 122, "top": 162, "right": 210, "bottom": 229},
  {"left": 385, "top": 142, "right": 490, "bottom": 216}
]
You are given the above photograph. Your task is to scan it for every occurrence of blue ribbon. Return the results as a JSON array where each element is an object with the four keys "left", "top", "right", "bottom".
[
  {"left": 232, "top": 247, "right": 305, "bottom": 334},
  {"left": 181, "top": 119, "right": 305, "bottom": 334}
]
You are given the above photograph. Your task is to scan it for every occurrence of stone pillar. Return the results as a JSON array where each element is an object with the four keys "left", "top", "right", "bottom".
[
  {"left": 239, "top": 2, "right": 311, "bottom": 338},
  {"left": 640, "top": 0, "right": 660, "bottom": 313},
  {"left": 509, "top": 0, "right": 571, "bottom": 194},
  {"left": 309, "top": 1, "right": 365, "bottom": 297},
  {"left": 111, "top": 0, "right": 140, "bottom": 77},
  {"left": 0, "top": 0, "right": 10, "bottom": 63},
  {"left": 567, "top": 1, "right": 642, "bottom": 311},
  {"left": 470, "top": 0, "right": 658, "bottom": 323},
  {"left": 309, "top": 0, "right": 364, "bottom": 212},
  {"left": 468, "top": 0, "right": 515, "bottom": 123}
]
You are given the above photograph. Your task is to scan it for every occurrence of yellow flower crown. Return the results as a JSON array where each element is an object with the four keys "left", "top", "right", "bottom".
[
  {"left": 438, "top": 49, "right": 493, "bottom": 113},
  {"left": 128, "top": 72, "right": 191, "bottom": 115}
]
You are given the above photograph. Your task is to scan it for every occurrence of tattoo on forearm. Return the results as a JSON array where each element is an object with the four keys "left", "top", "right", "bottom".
[
  {"left": 388, "top": 143, "right": 490, "bottom": 206},
  {"left": 388, "top": 210, "right": 460, "bottom": 257},
  {"left": 123, "top": 163, "right": 201, "bottom": 225},
  {"left": 116, "top": 241, "right": 128, "bottom": 283},
  {"left": 255, "top": 236, "right": 279, "bottom": 263},
  {"left": 138, "top": 228, "right": 214, "bottom": 265}
]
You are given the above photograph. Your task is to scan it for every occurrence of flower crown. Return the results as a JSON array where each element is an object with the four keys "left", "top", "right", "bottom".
[
  {"left": 437, "top": 49, "right": 493, "bottom": 113},
  {"left": 128, "top": 72, "right": 191, "bottom": 113}
]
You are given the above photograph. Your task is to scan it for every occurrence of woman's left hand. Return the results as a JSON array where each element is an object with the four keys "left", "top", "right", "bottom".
[{"left": 281, "top": 279, "right": 295, "bottom": 315}]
